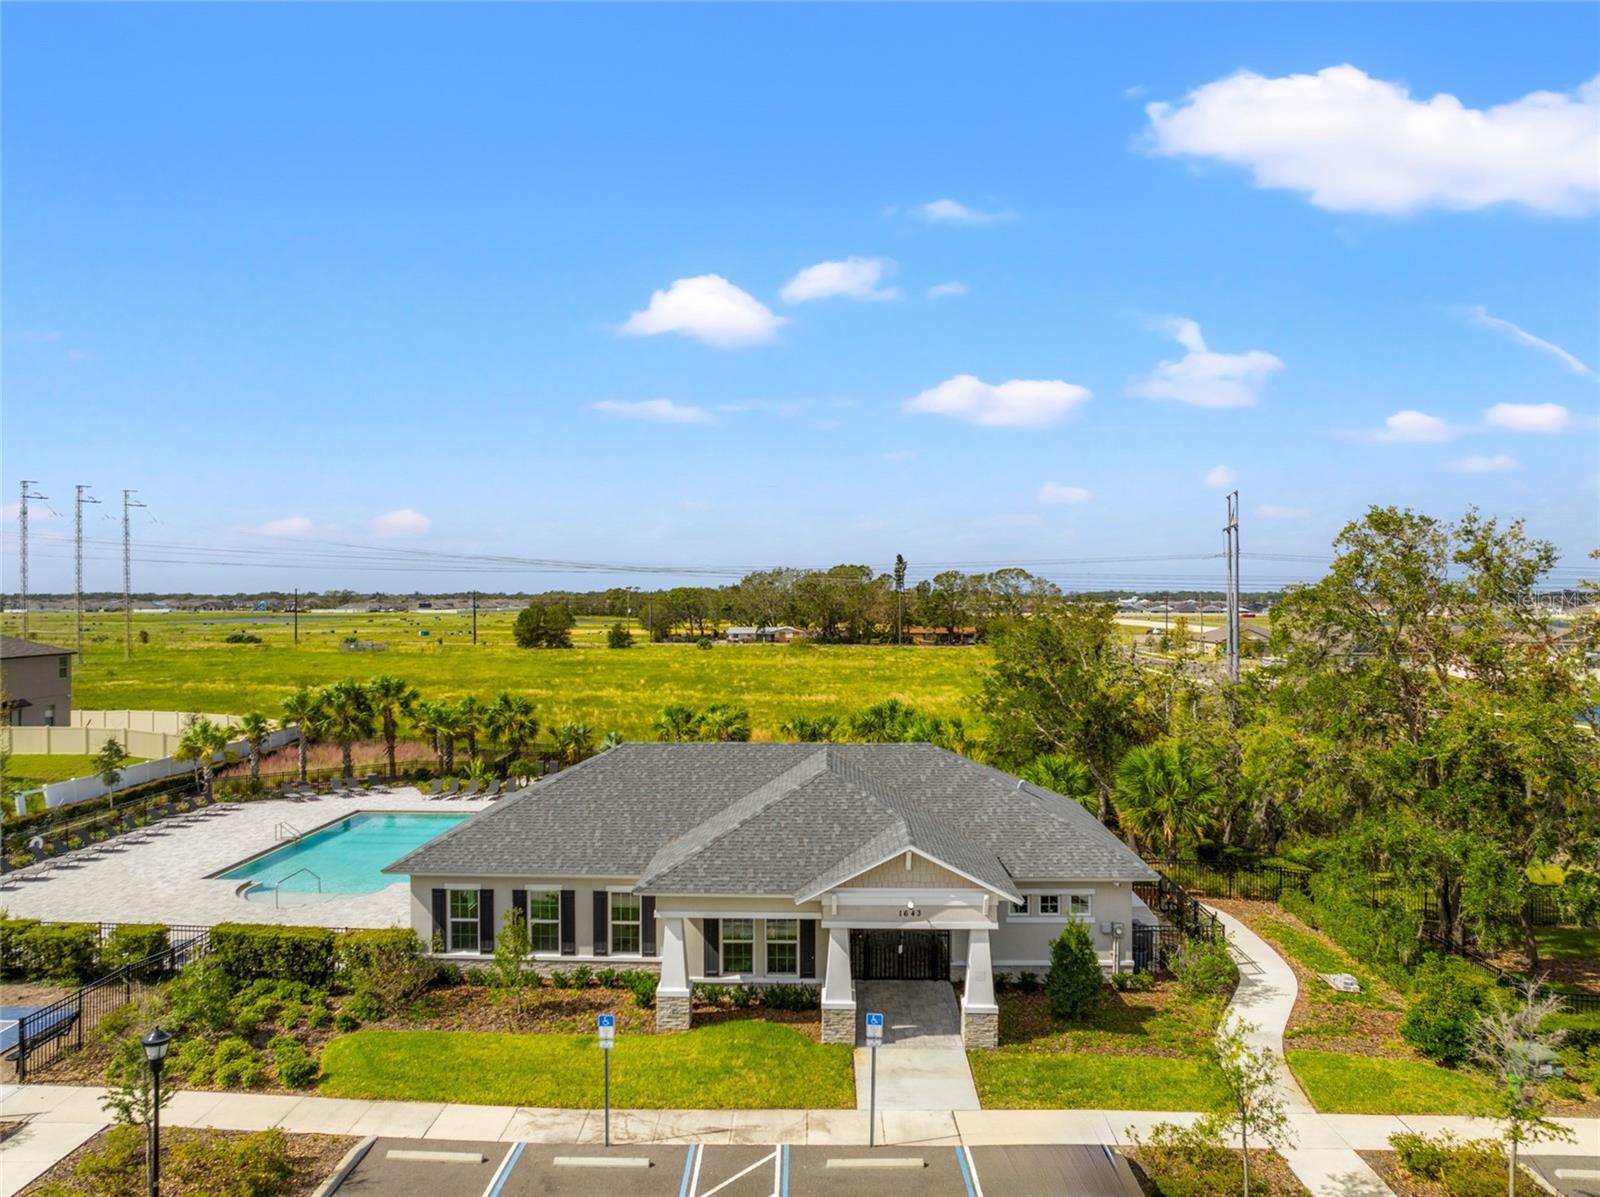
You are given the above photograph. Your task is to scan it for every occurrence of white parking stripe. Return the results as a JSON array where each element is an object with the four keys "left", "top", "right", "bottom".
[
  {"left": 698, "top": 1150, "right": 777, "bottom": 1197},
  {"left": 963, "top": 1145, "right": 985, "bottom": 1197}
]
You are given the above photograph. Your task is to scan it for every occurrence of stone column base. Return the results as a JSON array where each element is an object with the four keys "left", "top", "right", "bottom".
[
  {"left": 821, "top": 1005, "right": 856, "bottom": 1045},
  {"left": 961, "top": 1009, "right": 998, "bottom": 1049},
  {"left": 655, "top": 992, "right": 692, "bottom": 1032}
]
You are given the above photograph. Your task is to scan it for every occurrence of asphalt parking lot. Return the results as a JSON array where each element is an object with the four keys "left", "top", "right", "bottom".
[
  {"left": 331, "top": 1138, "right": 1146, "bottom": 1196},
  {"left": 1525, "top": 1155, "right": 1600, "bottom": 1197}
]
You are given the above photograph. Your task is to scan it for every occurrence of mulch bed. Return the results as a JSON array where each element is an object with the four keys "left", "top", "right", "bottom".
[
  {"left": 1126, "top": 1148, "right": 1309, "bottom": 1196},
  {"left": 1482, "top": 946, "right": 1600, "bottom": 992},
  {"left": 19, "top": 1127, "right": 354, "bottom": 1196},
  {"left": 1358, "top": 1150, "right": 1544, "bottom": 1197}
]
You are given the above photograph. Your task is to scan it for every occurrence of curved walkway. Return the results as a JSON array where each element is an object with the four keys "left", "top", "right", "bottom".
[{"left": 1209, "top": 906, "right": 1396, "bottom": 1197}]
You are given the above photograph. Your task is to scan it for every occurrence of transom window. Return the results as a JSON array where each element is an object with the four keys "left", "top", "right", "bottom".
[
  {"left": 765, "top": 919, "right": 798, "bottom": 975},
  {"left": 527, "top": 889, "right": 560, "bottom": 953},
  {"left": 722, "top": 919, "right": 754, "bottom": 974},
  {"left": 1038, "top": 895, "right": 1061, "bottom": 916},
  {"left": 448, "top": 889, "right": 480, "bottom": 954},
  {"left": 610, "top": 893, "right": 641, "bottom": 955}
]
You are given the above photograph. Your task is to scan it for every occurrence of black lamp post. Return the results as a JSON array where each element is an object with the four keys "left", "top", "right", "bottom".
[{"left": 141, "top": 1027, "right": 172, "bottom": 1197}]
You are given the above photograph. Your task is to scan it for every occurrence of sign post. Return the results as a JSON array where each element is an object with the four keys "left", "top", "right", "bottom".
[
  {"left": 864, "top": 1012, "right": 883, "bottom": 1147},
  {"left": 597, "top": 1014, "right": 615, "bottom": 1146}
]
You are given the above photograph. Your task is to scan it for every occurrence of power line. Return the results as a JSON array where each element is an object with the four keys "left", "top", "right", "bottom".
[
  {"left": 74, "top": 485, "right": 101, "bottom": 657},
  {"left": 17, "top": 480, "right": 47, "bottom": 638},
  {"left": 122, "top": 489, "right": 148, "bottom": 661}
]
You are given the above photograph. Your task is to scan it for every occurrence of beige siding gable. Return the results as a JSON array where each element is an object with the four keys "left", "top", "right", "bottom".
[{"left": 838, "top": 852, "right": 976, "bottom": 890}]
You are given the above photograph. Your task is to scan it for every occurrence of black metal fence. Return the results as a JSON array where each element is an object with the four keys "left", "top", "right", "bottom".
[{"left": 9, "top": 928, "right": 211, "bottom": 1083}]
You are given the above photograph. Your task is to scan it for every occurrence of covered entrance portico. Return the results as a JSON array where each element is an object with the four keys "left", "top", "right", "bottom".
[{"left": 849, "top": 929, "right": 950, "bottom": 981}]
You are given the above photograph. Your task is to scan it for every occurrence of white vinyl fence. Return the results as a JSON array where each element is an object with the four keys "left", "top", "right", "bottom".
[{"left": 7, "top": 711, "right": 248, "bottom": 759}]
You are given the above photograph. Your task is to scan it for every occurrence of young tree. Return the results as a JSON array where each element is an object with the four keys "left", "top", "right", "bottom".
[
  {"left": 316, "top": 679, "right": 375, "bottom": 779},
  {"left": 606, "top": 622, "right": 634, "bottom": 649},
  {"left": 238, "top": 711, "right": 272, "bottom": 783},
  {"left": 1472, "top": 985, "right": 1575, "bottom": 1195},
  {"left": 491, "top": 909, "right": 533, "bottom": 1017},
  {"left": 279, "top": 687, "right": 323, "bottom": 783},
  {"left": 100, "top": 995, "right": 173, "bottom": 1128},
  {"left": 366, "top": 675, "right": 420, "bottom": 779},
  {"left": 513, "top": 603, "right": 575, "bottom": 648},
  {"left": 1045, "top": 922, "right": 1102, "bottom": 1021},
  {"left": 174, "top": 717, "right": 230, "bottom": 800},
  {"left": 92, "top": 737, "right": 130, "bottom": 807},
  {"left": 1204, "top": 1017, "right": 1295, "bottom": 1197},
  {"left": 1114, "top": 738, "right": 1217, "bottom": 859}
]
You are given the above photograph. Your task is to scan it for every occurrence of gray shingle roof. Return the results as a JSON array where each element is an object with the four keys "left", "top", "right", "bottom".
[
  {"left": 385, "top": 742, "right": 1156, "bottom": 897},
  {"left": 0, "top": 636, "right": 73, "bottom": 659}
]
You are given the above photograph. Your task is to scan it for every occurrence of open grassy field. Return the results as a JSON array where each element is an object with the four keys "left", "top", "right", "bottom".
[
  {"left": 6, "top": 610, "right": 989, "bottom": 740},
  {"left": 3, "top": 753, "right": 149, "bottom": 787}
]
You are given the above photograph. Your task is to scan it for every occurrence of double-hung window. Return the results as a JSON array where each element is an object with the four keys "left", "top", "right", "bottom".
[
  {"left": 448, "top": 889, "right": 480, "bottom": 953},
  {"left": 1068, "top": 893, "right": 1092, "bottom": 920},
  {"left": 722, "top": 919, "right": 754, "bottom": 974},
  {"left": 610, "top": 893, "right": 641, "bottom": 955},
  {"left": 765, "top": 919, "right": 798, "bottom": 975},
  {"left": 1037, "top": 895, "right": 1061, "bottom": 917},
  {"left": 527, "top": 889, "right": 560, "bottom": 953}
]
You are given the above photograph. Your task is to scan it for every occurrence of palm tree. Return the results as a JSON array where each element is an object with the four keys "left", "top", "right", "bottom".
[
  {"left": 429, "top": 702, "right": 465, "bottom": 775},
  {"left": 367, "top": 675, "right": 420, "bottom": 779},
  {"left": 486, "top": 692, "right": 540, "bottom": 770},
  {"left": 175, "top": 717, "right": 231, "bottom": 801},
  {"left": 1019, "top": 754, "right": 1098, "bottom": 815},
  {"left": 550, "top": 723, "right": 594, "bottom": 768},
  {"left": 456, "top": 696, "right": 487, "bottom": 763},
  {"left": 316, "top": 679, "right": 376, "bottom": 779},
  {"left": 238, "top": 711, "right": 272, "bottom": 783},
  {"left": 653, "top": 704, "right": 700, "bottom": 742},
  {"left": 1114, "top": 738, "right": 1217, "bottom": 859},
  {"left": 411, "top": 700, "right": 449, "bottom": 774},
  {"left": 280, "top": 687, "right": 323, "bottom": 783}
]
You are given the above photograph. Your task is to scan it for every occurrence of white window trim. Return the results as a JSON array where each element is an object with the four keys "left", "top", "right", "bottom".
[
  {"left": 721, "top": 918, "right": 756, "bottom": 976},
  {"left": 444, "top": 885, "right": 483, "bottom": 956},
  {"left": 525, "top": 886, "right": 561, "bottom": 956},
  {"left": 1008, "top": 889, "right": 1095, "bottom": 923},
  {"left": 608, "top": 889, "right": 644, "bottom": 959},
  {"left": 764, "top": 918, "right": 800, "bottom": 978}
]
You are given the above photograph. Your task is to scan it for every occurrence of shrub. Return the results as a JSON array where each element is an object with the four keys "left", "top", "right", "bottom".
[
  {"left": 1131, "top": 1120, "right": 1242, "bottom": 1197},
  {"left": 166, "top": 959, "right": 238, "bottom": 1033},
  {"left": 0, "top": 916, "right": 41, "bottom": 978},
  {"left": 1545, "top": 1011, "right": 1600, "bottom": 1053},
  {"left": 210, "top": 923, "right": 335, "bottom": 988},
  {"left": 333, "top": 928, "right": 424, "bottom": 987},
  {"left": 571, "top": 963, "right": 594, "bottom": 988},
  {"left": 1279, "top": 866, "right": 1421, "bottom": 978},
  {"left": 210, "top": 1037, "right": 267, "bottom": 1089},
  {"left": 343, "top": 990, "right": 385, "bottom": 1023},
  {"left": 595, "top": 967, "right": 621, "bottom": 988},
  {"left": 70, "top": 1123, "right": 146, "bottom": 1197},
  {"left": 1110, "top": 969, "right": 1155, "bottom": 992},
  {"left": 730, "top": 984, "right": 756, "bottom": 1009},
  {"left": 102, "top": 924, "right": 170, "bottom": 980},
  {"left": 167, "top": 1128, "right": 298, "bottom": 1197},
  {"left": 549, "top": 969, "right": 573, "bottom": 989},
  {"left": 1388, "top": 1132, "right": 1518, "bottom": 1197},
  {"left": 223, "top": 631, "right": 264, "bottom": 645},
  {"left": 694, "top": 984, "right": 730, "bottom": 1006},
  {"left": 623, "top": 970, "right": 659, "bottom": 1009},
  {"left": 1016, "top": 971, "right": 1041, "bottom": 994},
  {"left": 1400, "top": 957, "right": 1492, "bottom": 1065},
  {"left": 269, "top": 1034, "right": 319, "bottom": 1089},
  {"left": 1046, "top": 922, "right": 1102, "bottom": 1021},
  {"left": 1173, "top": 935, "right": 1238, "bottom": 1000},
  {"left": 333, "top": 1011, "right": 361, "bottom": 1033},
  {"left": 20, "top": 922, "right": 101, "bottom": 983},
  {"left": 606, "top": 622, "right": 634, "bottom": 649},
  {"left": 463, "top": 965, "right": 489, "bottom": 986},
  {"left": 761, "top": 983, "right": 821, "bottom": 1011}
]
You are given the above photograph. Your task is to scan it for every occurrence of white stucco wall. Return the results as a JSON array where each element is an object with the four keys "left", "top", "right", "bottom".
[{"left": 989, "top": 880, "right": 1135, "bottom": 970}]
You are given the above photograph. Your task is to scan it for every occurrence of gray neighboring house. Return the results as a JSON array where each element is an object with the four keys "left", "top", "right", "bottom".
[
  {"left": 1, "top": 636, "right": 74, "bottom": 727},
  {"left": 386, "top": 742, "right": 1157, "bottom": 1047}
]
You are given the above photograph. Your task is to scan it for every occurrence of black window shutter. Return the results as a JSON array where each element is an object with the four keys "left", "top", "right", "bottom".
[
  {"left": 431, "top": 888, "right": 447, "bottom": 948},
  {"left": 512, "top": 889, "right": 527, "bottom": 926},
  {"left": 641, "top": 896, "right": 657, "bottom": 956},
  {"left": 800, "top": 919, "right": 817, "bottom": 979},
  {"left": 703, "top": 918, "right": 720, "bottom": 977},
  {"left": 479, "top": 888, "right": 495, "bottom": 954},
  {"left": 593, "top": 891, "right": 609, "bottom": 956},
  {"left": 559, "top": 889, "right": 576, "bottom": 956}
]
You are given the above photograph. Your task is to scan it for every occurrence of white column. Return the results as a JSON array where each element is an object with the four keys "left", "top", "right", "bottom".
[
  {"left": 961, "top": 928, "right": 997, "bottom": 1014},
  {"left": 821, "top": 927, "right": 853, "bottom": 1007},
  {"left": 658, "top": 915, "right": 690, "bottom": 997}
]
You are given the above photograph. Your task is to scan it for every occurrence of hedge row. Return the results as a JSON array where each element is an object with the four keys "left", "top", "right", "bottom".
[
  {"left": 209, "top": 924, "right": 422, "bottom": 991},
  {"left": 0, "top": 918, "right": 171, "bottom": 985}
]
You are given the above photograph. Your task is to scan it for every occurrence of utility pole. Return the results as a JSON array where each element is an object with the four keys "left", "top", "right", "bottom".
[
  {"left": 894, "top": 554, "right": 907, "bottom": 646},
  {"left": 1224, "top": 491, "right": 1241, "bottom": 683},
  {"left": 18, "top": 480, "right": 46, "bottom": 639},
  {"left": 74, "top": 485, "right": 101, "bottom": 658},
  {"left": 292, "top": 588, "right": 299, "bottom": 644},
  {"left": 121, "top": 490, "right": 147, "bottom": 661},
  {"left": 471, "top": 590, "right": 478, "bottom": 645}
]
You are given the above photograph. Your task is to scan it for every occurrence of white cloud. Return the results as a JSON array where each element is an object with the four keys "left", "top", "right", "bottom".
[
  {"left": 927, "top": 281, "right": 969, "bottom": 298},
  {"left": 781, "top": 257, "right": 898, "bottom": 303},
  {"left": 1484, "top": 402, "right": 1572, "bottom": 433},
  {"left": 1448, "top": 454, "right": 1520, "bottom": 473},
  {"left": 1369, "top": 410, "right": 1457, "bottom": 444},
  {"left": 372, "top": 509, "right": 430, "bottom": 537},
  {"left": 1145, "top": 66, "right": 1600, "bottom": 216},
  {"left": 903, "top": 374, "right": 1091, "bottom": 428},
  {"left": 256, "top": 517, "right": 313, "bottom": 536},
  {"left": 619, "top": 275, "right": 786, "bottom": 347},
  {"left": 1257, "top": 504, "right": 1309, "bottom": 520},
  {"left": 593, "top": 399, "right": 717, "bottom": 426},
  {"left": 1464, "top": 307, "right": 1595, "bottom": 378},
  {"left": 911, "top": 198, "right": 1015, "bottom": 225},
  {"left": 1129, "top": 318, "right": 1282, "bottom": 408},
  {"left": 1202, "top": 465, "right": 1238, "bottom": 488},
  {"left": 1037, "top": 482, "right": 1093, "bottom": 504},
  {"left": 884, "top": 449, "right": 917, "bottom": 462}
]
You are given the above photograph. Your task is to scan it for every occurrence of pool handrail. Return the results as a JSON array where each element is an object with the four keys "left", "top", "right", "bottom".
[{"left": 268, "top": 866, "right": 322, "bottom": 908}]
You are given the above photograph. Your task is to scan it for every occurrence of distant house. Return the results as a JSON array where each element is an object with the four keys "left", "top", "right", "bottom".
[
  {"left": 1, "top": 636, "right": 74, "bottom": 727},
  {"left": 1196, "top": 624, "right": 1272, "bottom": 653},
  {"left": 904, "top": 626, "right": 978, "bottom": 646},
  {"left": 724, "top": 626, "right": 804, "bottom": 644}
]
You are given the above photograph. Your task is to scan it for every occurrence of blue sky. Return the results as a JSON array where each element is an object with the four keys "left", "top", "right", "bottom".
[{"left": 4, "top": 3, "right": 1597, "bottom": 593}]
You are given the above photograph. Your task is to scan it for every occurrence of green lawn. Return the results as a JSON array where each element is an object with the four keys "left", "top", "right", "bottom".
[
  {"left": 1287, "top": 1050, "right": 1495, "bottom": 1115},
  {"left": 317, "top": 1023, "right": 855, "bottom": 1108},
  {"left": 16, "top": 610, "right": 987, "bottom": 739},
  {"left": 3, "top": 753, "right": 148, "bottom": 787},
  {"left": 970, "top": 1052, "right": 1228, "bottom": 1111},
  {"left": 1535, "top": 926, "right": 1600, "bottom": 961},
  {"left": 1251, "top": 918, "right": 1397, "bottom": 1010}
]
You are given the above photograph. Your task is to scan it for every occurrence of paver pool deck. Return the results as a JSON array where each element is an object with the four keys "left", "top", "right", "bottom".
[{"left": 0, "top": 788, "right": 491, "bottom": 928}]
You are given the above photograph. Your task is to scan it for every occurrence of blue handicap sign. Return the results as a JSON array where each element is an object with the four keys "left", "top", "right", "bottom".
[
  {"left": 598, "top": 1014, "right": 615, "bottom": 1028},
  {"left": 865, "top": 1012, "right": 883, "bottom": 1027}
]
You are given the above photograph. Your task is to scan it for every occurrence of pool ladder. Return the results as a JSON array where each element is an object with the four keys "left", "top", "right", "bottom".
[
  {"left": 273, "top": 821, "right": 301, "bottom": 842},
  {"left": 258, "top": 866, "right": 322, "bottom": 908}
]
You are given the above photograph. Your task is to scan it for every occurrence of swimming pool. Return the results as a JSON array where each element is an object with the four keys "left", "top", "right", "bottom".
[{"left": 218, "top": 812, "right": 468, "bottom": 901}]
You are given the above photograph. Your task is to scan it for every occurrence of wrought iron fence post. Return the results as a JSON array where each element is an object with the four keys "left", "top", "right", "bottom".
[{"left": 16, "top": 1018, "right": 26, "bottom": 1083}]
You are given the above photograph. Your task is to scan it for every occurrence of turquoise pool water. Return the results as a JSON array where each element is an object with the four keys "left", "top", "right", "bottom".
[{"left": 220, "top": 813, "right": 467, "bottom": 900}]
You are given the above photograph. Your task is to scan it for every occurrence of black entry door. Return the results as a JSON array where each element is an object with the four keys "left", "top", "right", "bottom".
[{"left": 849, "top": 930, "right": 951, "bottom": 980}]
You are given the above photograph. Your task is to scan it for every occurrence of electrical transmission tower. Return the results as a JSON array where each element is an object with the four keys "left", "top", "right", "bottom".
[
  {"left": 122, "top": 489, "right": 147, "bottom": 660},
  {"left": 18, "top": 480, "right": 46, "bottom": 639},
  {"left": 1224, "top": 490, "right": 1241, "bottom": 683},
  {"left": 75, "top": 484, "right": 101, "bottom": 657}
]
